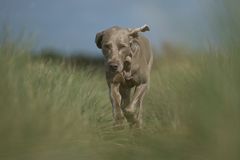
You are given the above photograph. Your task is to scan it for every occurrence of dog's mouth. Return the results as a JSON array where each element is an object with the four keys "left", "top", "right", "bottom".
[
  {"left": 109, "top": 69, "right": 119, "bottom": 74},
  {"left": 109, "top": 69, "right": 124, "bottom": 74}
]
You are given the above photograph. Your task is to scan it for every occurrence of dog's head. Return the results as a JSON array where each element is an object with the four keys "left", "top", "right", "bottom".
[{"left": 95, "top": 25, "right": 150, "bottom": 73}]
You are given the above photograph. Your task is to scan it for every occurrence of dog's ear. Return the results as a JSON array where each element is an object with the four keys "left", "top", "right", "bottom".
[
  {"left": 129, "top": 39, "right": 140, "bottom": 57},
  {"left": 129, "top": 24, "right": 150, "bottom": 37},
  {"left": 95, "top": 31, "right": 104, "bottom": 49}
]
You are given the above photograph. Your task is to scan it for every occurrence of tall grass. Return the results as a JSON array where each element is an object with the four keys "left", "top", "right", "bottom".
[
  {"left": 0, "top": 40, "right": 240, "bottom": 160},
  {"left": 1, "top": 3, "right": 240, "bottom": 158}
]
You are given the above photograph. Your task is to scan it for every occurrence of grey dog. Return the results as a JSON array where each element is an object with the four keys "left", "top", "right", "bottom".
[{"left": 95, "top": 24, "right": 153, "bottom": 128}]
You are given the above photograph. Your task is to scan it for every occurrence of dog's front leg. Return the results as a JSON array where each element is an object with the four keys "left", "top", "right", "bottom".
[
  {"left": 110, "top": 83, "right": 124, "bottom": 128},
  {"left": 124, "top": 83, "right": 147, "bottom": 128}
]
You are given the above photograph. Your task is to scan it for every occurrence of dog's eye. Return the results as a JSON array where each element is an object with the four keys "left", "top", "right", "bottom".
[
  {"left": 103, "top": 44, "right": 111, "bottom": 50},
  {"left": 118, "top": 44, "right": 128, "bottom": 50},
  {"left": 103, "top": 51, "right": 111, "bottom": 57}
]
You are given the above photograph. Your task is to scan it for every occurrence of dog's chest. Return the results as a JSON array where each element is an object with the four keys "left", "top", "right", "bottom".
[{"left": 110, "top": 72, "right": 137, "bottom": 88}]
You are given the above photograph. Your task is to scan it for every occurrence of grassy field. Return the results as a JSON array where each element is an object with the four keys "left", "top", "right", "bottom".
[{"left": 0, "top": 40, "right": 240, "bottom": 160}]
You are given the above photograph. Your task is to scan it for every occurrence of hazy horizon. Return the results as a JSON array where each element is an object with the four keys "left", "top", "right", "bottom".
[{"left": 1, "top": 0, "right": 214, "bottom": 54}]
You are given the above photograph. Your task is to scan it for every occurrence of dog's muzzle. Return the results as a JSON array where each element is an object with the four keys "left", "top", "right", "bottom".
[{"left": 108, "top": 62, "right": 119, "bottom": 72}]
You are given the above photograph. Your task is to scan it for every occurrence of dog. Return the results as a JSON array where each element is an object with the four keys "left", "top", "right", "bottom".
[{"left": 95, "top": 24, "right": 153, "bottom": 128}]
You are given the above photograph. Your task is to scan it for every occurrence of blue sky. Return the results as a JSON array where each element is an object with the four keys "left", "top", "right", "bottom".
[{"left": 0, "top": 0, "right": 212, "bottom": 54}]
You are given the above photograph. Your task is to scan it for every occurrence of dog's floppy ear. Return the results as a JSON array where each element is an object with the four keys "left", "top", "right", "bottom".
[
  {"left": 129, "top": 39, "right": 140, "bottom": 57},
  {"left": 95, "top": 31, "right": 104, "bottom": 49},
  {"left": 129, "top": 24, "right": 150, "bottom": 37}
]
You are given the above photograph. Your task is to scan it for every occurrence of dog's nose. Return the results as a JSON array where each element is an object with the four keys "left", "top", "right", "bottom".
[{"left": 109, "top": 63, "right": 118, "bottom": 71}]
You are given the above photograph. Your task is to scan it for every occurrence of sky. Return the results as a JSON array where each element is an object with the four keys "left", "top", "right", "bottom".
[{"left": 0, "top": 0, "right": 212, "bottom": 54}]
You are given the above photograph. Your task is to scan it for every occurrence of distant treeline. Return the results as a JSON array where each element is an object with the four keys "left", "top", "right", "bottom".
[
  {"left": 37, "top": 48, "right": 105, "bottom": 68},
  {"left": 36, "top": 43, "right": 188, "bottom": 70}
]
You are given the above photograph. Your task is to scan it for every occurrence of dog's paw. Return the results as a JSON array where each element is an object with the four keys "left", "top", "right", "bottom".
[
  {"left": 124, "top": 107, "right": 135, "bottom": 115},
  {"left": 113, "top": 123, "right": 125, "bottom": 130}
]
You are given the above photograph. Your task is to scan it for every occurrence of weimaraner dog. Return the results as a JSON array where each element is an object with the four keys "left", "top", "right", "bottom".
[{"left": 95, "top": 24, "right": 153, "bottom": 128}]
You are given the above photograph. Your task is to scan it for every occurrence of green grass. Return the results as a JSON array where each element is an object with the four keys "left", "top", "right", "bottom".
[{"left": 0, "top": 42, "right": 240, "bottom": 160}]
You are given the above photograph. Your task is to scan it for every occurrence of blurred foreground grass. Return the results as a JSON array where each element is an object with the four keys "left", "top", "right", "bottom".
[{"left": 0, "top": 40, "right": 240, "bottom": 160}]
